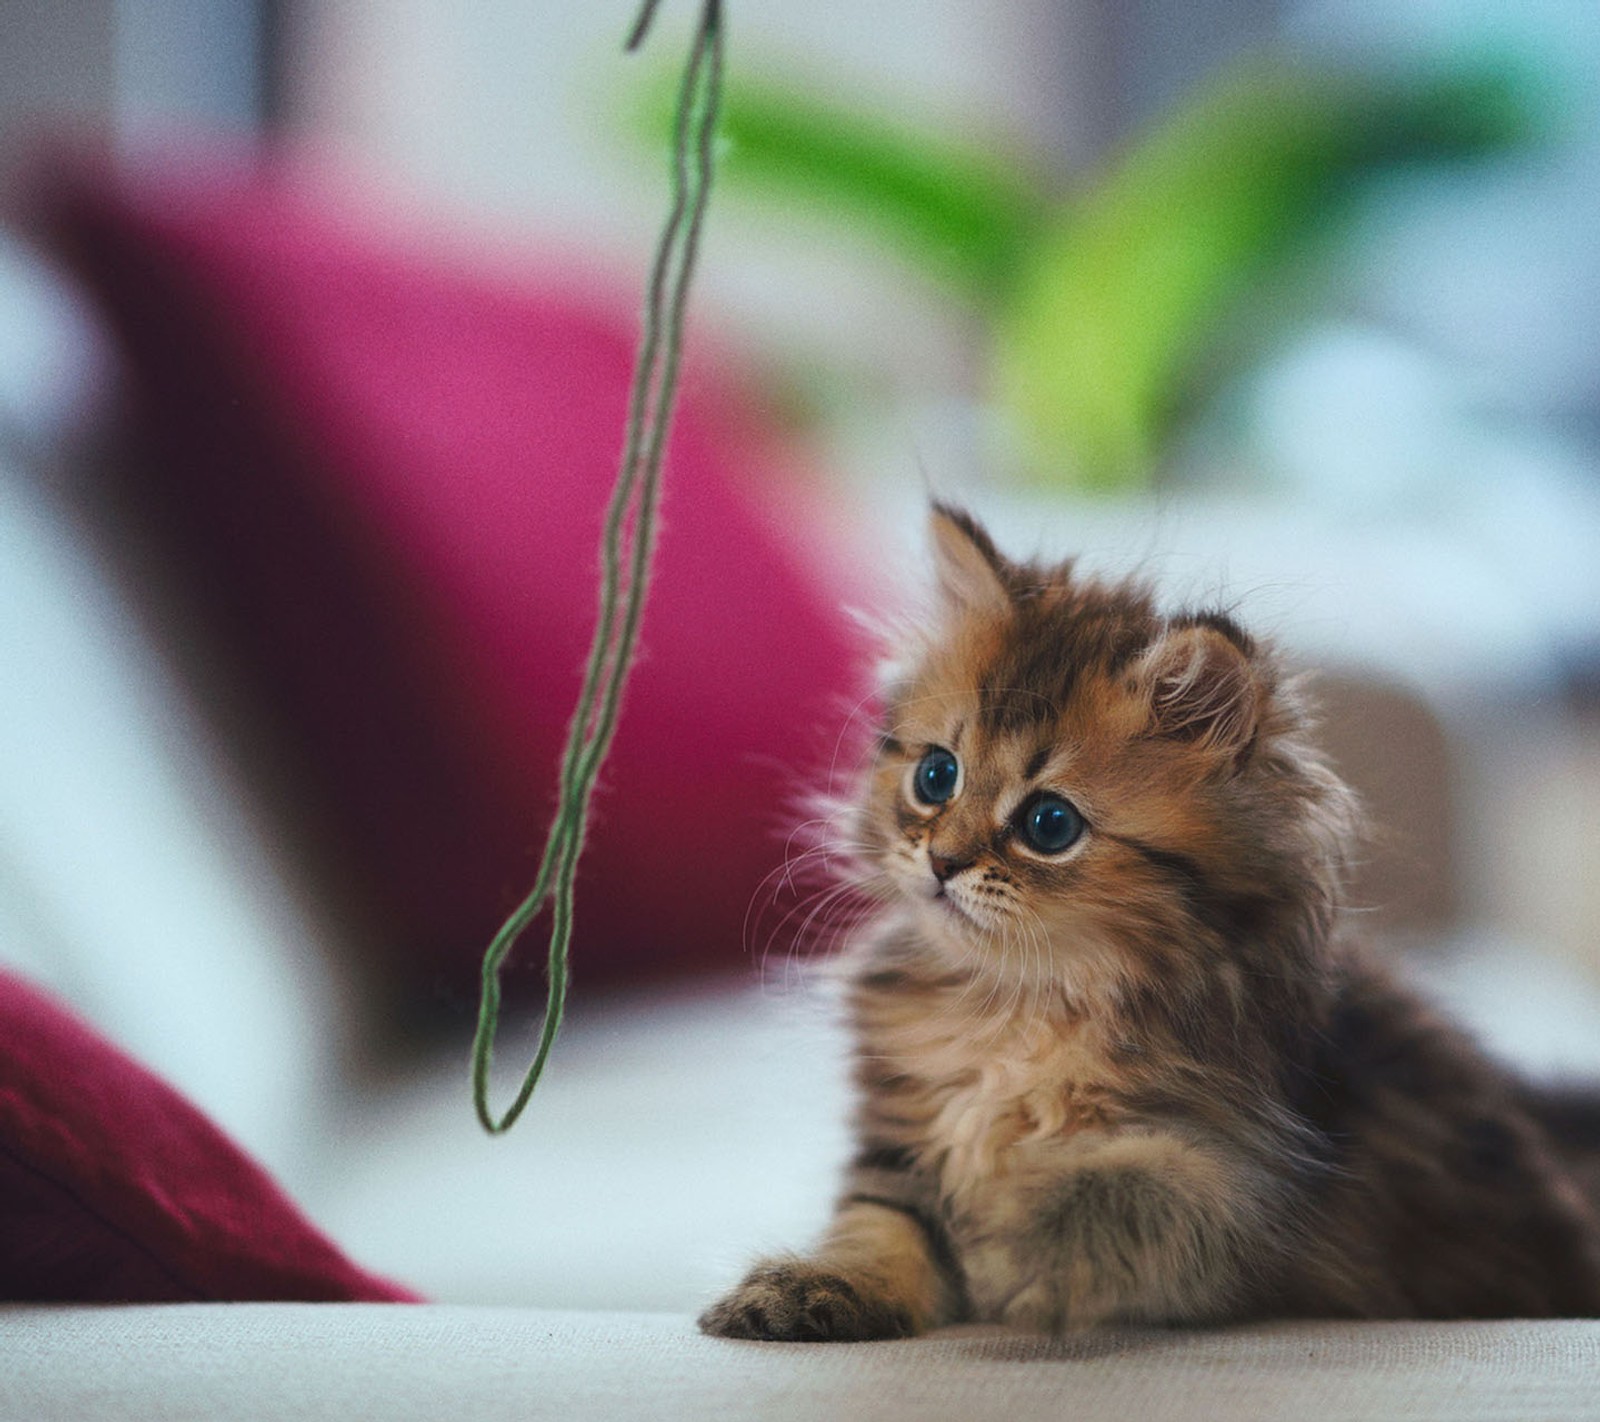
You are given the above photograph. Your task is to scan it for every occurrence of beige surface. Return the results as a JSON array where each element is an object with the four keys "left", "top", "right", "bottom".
[{"left": 4, "top": 1305, "right": 1599, "bottom": 1422}]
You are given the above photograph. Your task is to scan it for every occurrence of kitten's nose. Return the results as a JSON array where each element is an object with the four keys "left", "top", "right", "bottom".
[{"left": 929, "top": 851, "right": 973, "bottom": 883}]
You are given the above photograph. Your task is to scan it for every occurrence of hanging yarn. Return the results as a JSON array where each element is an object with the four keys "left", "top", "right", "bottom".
[{"left": 471, "top": 0, "right": 725, "bottom": 1134}]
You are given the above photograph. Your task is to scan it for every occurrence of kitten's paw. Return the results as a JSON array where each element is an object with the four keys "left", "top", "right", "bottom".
[{"left": 697, "top": 1259, "right": 915, "bottom": 1342}]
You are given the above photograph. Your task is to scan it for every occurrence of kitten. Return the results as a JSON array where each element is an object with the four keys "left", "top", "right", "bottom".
[{"left": 700, "top": 504, "right": 1600, "bottom": 1340}]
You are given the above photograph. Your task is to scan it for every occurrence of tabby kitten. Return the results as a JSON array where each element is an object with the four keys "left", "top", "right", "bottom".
[{"left": 700, "top": 504, "right": 1600, "bottom": 1340}]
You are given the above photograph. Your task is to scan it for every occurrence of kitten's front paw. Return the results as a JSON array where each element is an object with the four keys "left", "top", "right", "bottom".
[{"left": 698, "top": 1259, "right": 914, "bottom": 1342}]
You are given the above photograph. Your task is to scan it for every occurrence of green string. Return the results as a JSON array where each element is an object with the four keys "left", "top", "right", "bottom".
[{"left": 472, "top": 0, "right": 724, "bottom": 1134}]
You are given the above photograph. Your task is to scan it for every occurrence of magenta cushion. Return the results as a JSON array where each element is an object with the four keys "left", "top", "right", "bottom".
[
  {"left": 0, "top": 969, "right": 417, "bottom": 1302},
  {"left": 48, "top": 155, "right": 861, "bottom": 1011}
]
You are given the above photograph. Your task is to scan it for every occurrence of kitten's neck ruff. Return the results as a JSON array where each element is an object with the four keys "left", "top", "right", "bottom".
[
  {"left": 847, "top": 910, "right": 1140, "bottom": 1212},
  {"left": 847, "top": 862, "right": 1347, "bottom": 1114},
  {"left": 860, "top": 905, "right": 1138, "bottom": 1036}
]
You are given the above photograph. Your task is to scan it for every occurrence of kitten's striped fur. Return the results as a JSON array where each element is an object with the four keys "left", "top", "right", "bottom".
[{"left": 700, "top": 506, "right": 1600, "bottom": 1339}]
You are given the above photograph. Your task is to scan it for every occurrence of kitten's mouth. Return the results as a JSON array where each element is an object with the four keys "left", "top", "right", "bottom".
[
  {"left": 900, "top": 866, "right": 980, "bottom": 929},
  {"left": 927, "top": 884, "right": 977, "bottom": 928}
]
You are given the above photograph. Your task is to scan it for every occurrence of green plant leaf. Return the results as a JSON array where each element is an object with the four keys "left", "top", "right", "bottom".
[
  {"left": 635, "top": 71, "right": 1047, "bottom": 300},
  {"left": 994, "top": 55, "right": 1541, "bottom": 491}
]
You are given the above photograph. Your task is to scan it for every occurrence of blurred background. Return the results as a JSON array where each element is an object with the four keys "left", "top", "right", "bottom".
[{"left": 2, "top": 0, "right": 1599, "bottom": 1309}]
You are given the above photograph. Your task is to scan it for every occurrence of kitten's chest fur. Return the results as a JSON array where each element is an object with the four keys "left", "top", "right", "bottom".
[{"left": 854, "top": 960, "right": 1130, "bottom": 1212}]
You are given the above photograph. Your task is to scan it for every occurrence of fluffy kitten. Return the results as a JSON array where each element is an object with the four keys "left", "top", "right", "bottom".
[{"left": 700, "top": 504, "right": 1600, "bottom": 1339}]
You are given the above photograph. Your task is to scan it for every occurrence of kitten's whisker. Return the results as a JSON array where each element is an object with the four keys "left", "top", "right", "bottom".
[
  {"left": 778, "top": 879, "right": 877, "bottom": 958},
  {"left": 746, "top": 861, "right": 884, "bottom": 978}
]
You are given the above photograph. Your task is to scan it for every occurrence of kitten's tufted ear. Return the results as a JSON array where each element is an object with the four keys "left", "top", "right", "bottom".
[
  {"left": 1138, "top": 618, "right": 1262, "bottom": 767},
  {"left": 929, "top": 503, "right": 1011, "bottom": 619}
]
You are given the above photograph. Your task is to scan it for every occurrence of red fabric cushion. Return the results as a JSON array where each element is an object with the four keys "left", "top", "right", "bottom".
[
  {"left": 47, "top": 155, "right": 861, "bottom": 1016},
  {"left": 0, "top": 969, "right": 418, "bottom": 1302}
]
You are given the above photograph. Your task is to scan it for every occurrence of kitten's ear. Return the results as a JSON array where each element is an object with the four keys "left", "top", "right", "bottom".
[
  {"left": 929, "top": 503, "right": 1011, "bottom": 619},
  {"left": 1138, "top": 620, "right": 1261, "bottom": 767}
]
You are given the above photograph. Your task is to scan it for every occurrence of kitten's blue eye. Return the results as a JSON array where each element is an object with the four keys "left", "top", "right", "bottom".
[
  {"left": 1018, "top": 794, "right": 1084, "bottom": 854},
  {"left": 913, "top": 747, "right": 960, "bottom": 806}
]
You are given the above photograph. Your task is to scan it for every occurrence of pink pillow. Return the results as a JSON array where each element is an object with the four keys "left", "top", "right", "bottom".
[
  {"left": 46, "top": 155, "right": 861, "bottom": 1015},
  {"left": 0, "top": 969, "right": 417, "bottom": 1302}
]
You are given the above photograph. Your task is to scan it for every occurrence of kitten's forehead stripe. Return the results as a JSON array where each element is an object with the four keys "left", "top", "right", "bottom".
[{"left": 977, "top": 582, "right": 1159, "bottom": 737}]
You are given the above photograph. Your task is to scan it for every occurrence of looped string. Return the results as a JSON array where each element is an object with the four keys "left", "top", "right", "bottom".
[{"left": 472, "top": 0, "right": 725, "bottom": 1134}]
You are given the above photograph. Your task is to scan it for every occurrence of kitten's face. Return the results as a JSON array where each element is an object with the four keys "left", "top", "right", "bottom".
[{"left": 856, "top": 507, "right": 1279, "bottom": 992}]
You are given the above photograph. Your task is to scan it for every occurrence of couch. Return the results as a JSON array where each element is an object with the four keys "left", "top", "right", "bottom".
[{"left": 8, "top": 1306, "right": 1600, "bottom": 1421}]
